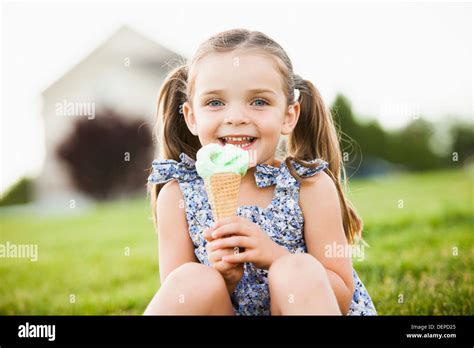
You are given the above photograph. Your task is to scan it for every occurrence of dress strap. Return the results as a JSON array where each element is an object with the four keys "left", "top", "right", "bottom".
[
  {"left": 147, "top": 153, "right": 198, "bottom": 185},
  {"left": 254, "top": 157, "right": 328, "bottom": 188},
  {"left": 290, "top": 158, "right": 329, "bottom": 179}
]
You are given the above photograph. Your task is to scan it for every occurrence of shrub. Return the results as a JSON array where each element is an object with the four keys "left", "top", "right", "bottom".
[
  {"left": 57, "top": 109, "right": 153, "bottom": 200},
  {"left": 0, "top": 178, "right": 33, "bottom": 206}
]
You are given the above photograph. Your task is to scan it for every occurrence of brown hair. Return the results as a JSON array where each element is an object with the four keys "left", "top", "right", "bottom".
[{"left": 149, "top": 29, "right": 362, "bottom": 243}]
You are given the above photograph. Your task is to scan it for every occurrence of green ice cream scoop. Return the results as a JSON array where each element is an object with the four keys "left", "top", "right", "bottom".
[{"left": 196, "top": 143, "right": 249, "bottom": 178}]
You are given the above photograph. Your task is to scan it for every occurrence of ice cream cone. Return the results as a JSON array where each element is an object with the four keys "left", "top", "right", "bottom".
[
  {"left": 196, "top": 143, "right": 249, "bottom": 221},
  {"left": 204, "top": 172, "right": 241, "bottom": 220}
]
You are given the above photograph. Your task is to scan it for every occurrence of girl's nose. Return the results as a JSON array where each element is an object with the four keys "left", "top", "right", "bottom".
[{"left": 223, "top": 107, "right": 250, "bottom": 125}]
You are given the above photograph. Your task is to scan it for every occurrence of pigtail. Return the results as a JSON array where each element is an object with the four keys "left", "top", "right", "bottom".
[
  {"left": 288, "top": 75, "right": 363, "bottom": 243},
  {"left": 149, "top": 64, "right": 201, "bottom": 226}
]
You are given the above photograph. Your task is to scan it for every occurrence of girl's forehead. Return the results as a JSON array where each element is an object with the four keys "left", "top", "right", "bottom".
[{"left": 192, "top": 51, "right": 285, "bottom": 96}]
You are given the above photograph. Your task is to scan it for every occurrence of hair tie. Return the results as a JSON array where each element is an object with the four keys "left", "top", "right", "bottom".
[{"left": 294, "top": 88, "right": 300, "bottom": 102}]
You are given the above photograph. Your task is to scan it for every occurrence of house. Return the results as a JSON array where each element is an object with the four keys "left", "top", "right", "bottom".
[{"left": 36, "top": 25, "right": 184, "bottom": 207}]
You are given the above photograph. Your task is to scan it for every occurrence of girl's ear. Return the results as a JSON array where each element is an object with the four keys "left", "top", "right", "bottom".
[
  {"left": 182, "top": 101, "right": 198, "bottom": 136},
  {"left": 281, "top": 102, "right": 300, "bottom": 135}
]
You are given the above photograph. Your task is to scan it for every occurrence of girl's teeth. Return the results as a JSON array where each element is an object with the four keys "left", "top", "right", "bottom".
[
  {"left": 223, "top": 136, "right": 254, "bottom": 142},
  {"left": 219, "top": 136, "right": 256, "bottom": 148},
  {"left": 234, "top": 143, "right": 251, "bottom": 148}
]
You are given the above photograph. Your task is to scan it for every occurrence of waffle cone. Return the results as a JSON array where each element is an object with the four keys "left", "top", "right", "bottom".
[{"left": 204, "top": 173, "right": 242, "bottom": 221}]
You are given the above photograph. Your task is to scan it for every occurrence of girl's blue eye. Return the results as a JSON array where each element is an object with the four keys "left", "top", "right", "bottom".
[
  {"left": 207, "top": 100, "right": 224, "bottom": 107},
  {"left": 252, "top": 99, "right": 268, "bottom": 107}
]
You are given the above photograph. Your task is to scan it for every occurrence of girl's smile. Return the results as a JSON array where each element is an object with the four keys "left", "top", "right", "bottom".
[{"left": 217, "top": 135, "right": 258, "bottom": 150}]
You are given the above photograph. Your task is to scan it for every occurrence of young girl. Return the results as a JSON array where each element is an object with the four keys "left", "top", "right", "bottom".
[{"left": 144, "top": 29, "right": 376, "bottom": 316}]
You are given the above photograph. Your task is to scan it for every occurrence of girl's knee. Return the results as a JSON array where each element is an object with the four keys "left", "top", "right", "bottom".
[
  {"left": 165, "top": 262, "right": 227, "bottom": 299},
  {"left": 144, "top": 263, "right": 230, "bottom": 315},
  {"left": 268, "top": 253, "right": 327, "bottom": 288},
  {"left": 167, "top": 262, "right": 209, "bottom": 283}
]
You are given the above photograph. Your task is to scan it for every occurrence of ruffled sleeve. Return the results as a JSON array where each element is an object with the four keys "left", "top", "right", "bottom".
[
  {"left": 255, "top": 157, "right": 329, "bottom": 188},
  {"left": 290, "top": 158, "right": 329, "bottom": 178},
  {"left": 147, "top": 153, "right": 198, "bottom": 185}
]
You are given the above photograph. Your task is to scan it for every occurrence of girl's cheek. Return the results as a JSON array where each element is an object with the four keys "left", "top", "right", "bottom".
[
  {"left": 200, "top": 112, "right": 225, "bottom": 125},
  {"left": 253, "top": 109, "right": 281, "bottom": 123},
  {"left": 254, "top": 115, "right": 281, "bottom": 136},
  {"left": 197, "top": 115, "right": 220, "bottom": 131}
]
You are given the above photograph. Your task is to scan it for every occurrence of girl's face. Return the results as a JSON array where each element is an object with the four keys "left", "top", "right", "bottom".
[{"left": 183, "top": 51, "right": 300, "bottom": 167}]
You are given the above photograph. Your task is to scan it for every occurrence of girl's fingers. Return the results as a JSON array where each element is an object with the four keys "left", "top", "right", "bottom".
[
  {"left": 213, "top": 216, "right": 240, "bottom": 228},
  {"left": 208, "top": 236, "right": 252, "bottom": 251},
  {"left": 211, "top": 260, "right": 240, "bottom": 273},
  {"left": 212, "top": 216, "right": 251, "bottom": 234},
  {"left": 207, "top": 247, "right": 235, "bottom": 264},
  {"left": 211, "top": 222, "right": 251, "bottom": 239},
  {"left": 203, "top": 227, "right": 215, "bottom": 242},
  {"left": 222, "top": 251, "right": 253, "bottom": 264}
]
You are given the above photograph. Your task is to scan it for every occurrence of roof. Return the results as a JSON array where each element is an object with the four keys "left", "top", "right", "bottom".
[{"left": 42, "top": 25, "right": 185, "bottom": 96}]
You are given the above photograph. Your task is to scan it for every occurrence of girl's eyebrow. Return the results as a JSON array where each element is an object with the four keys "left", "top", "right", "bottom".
[
  {"left": 200, "top": 89, "right": 225, "bottom": 97},
  {"left": 199, "top": 88, "right": 277, "bottom": 98},
  {"left": 247, "top": 88, "right": 277, "bottom": 96}
]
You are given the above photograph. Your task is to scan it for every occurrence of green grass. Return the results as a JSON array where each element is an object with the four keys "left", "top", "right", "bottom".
[
  {"left": 0, "top": 199, "right": 158, "bottom": 315},
  {"left": 0, "top": 168, "right": 472, "bottom": 315},
  {"left": 347, "top": 168, "right": 474, "bottom": 315}
]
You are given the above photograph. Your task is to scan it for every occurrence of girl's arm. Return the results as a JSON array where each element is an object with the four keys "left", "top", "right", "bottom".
[
  {"left": 300, "top": 171, "right": 355, "bottom": 315},
  {"left": 155, "top": 180, "right": 199, "bottom": 284}
]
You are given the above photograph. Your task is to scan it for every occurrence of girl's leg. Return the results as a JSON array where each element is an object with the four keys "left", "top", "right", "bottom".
[
  {"left": 144, "top": 262, "right": 235, "bottom": 315},
  {"left": 268, "top": 253, "right": 341, "bottom": 315}
]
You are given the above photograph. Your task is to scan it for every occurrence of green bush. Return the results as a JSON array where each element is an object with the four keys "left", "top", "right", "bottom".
[{"left": 0, "top": 178, "right": 33, "bottom": 207}]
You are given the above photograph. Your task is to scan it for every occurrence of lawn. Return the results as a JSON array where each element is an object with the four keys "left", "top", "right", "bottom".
[{"left": 0, "top": 168, "right": 472, "bottom": 315}]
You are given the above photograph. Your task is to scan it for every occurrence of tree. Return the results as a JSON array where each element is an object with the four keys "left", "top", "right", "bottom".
[
  {"left": 386, "top": 118, "right": 441, "bottom": 171},
  {"left": 331, "top": 93, "right": 442, "bottom": 174},
  {"left": 57, "top": 109, "right": 153, "bottom": 200},
  {"left": 331, "top": 94, "right": 362, "bottom": 175},
  {"left": 450, "top": 123, "right": 474, "bottom": 165}
]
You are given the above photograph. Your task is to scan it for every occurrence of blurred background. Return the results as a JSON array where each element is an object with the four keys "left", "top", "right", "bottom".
[{"left": 1, "top": 0, "right": 472, "bottom": 314}]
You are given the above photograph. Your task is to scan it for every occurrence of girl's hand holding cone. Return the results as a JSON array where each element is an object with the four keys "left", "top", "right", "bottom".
[
  {"left": 206, "top": 216, "right": 291, "bottom": 270},
  {"left": 204, "top": 227, "right": 244, "bottom": 295}
]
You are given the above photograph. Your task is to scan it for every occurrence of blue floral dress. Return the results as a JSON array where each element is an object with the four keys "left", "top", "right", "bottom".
[{"left": 148, "top": 153, "right": 377, "bottom": 316}]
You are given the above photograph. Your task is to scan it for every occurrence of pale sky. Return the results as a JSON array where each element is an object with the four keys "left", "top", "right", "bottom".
[{"left": 1, "top": 0, "right": 472, "bottom": 193}]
